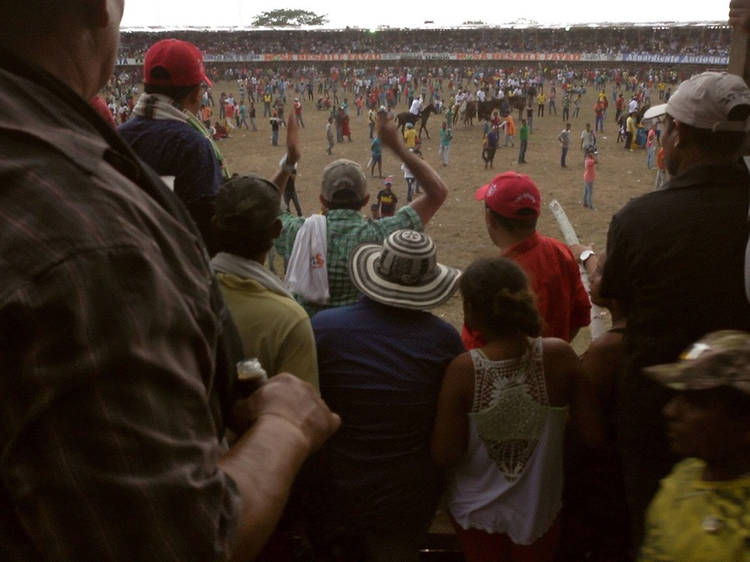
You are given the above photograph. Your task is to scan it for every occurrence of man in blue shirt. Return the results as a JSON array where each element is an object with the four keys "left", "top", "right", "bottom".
[
  {"left": 119, "top": 39, "right": 227, "bottom": 254},
  {"left": 311, "top": 230, "right": 464, "bottom": 561},
  {"left": 370, "top": 134, "right": 382, "bottom": 178}
]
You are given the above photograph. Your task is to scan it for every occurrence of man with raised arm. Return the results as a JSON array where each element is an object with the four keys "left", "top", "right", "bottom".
[{"left": 275, "top": 111, "right": 449, "bottom": 316}]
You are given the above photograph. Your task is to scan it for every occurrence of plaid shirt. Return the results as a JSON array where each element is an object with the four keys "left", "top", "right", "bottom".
[
  {"left": 0, "top": 52, "right": 241, "bottom": 560},
  {"left": 276, "top": 207, "right": 422, "bottom": 316}
]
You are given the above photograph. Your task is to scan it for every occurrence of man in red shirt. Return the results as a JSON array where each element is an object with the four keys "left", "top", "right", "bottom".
[
  {"left": 293, "top": 97, "right": 304, "bottom": 128},
  {"left": 615, "top": 93, "right": 625, "bottom": 124},
  {"left": 594, "top": 100, "right": 605, "bottom": 133},
  {"left": 462, "top": 172, "right": 591, "bottom": 349}
]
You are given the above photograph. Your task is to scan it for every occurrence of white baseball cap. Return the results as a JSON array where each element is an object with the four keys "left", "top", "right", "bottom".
[{"left": 643, "top": 72, "right": 750, "bottom": 132}]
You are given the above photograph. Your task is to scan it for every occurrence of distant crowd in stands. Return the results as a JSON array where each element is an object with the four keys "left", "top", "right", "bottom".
[{"left": 117, "top": 25, "right": 730, "bottom": 61}]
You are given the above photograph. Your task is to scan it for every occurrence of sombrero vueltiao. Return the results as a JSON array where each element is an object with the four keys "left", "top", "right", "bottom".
[{"left": 349, "top": 230, "right": 461, "bottom": 310}]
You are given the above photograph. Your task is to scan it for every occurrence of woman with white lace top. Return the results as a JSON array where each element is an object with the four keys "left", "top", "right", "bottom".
[{"left": 431, "top": 258, "right": 602, "bottom": 562}]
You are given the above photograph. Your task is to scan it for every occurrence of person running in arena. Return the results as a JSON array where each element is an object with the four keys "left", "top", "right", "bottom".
[
  {"left": 293, "top": 97, "right": 304, "bottom": 128},
  {"left": 482, "top": 125, "right": 499, "bottom": 170},
  {"left": 558, "top": 122, "right": 572, "bottom": 168},
  {"left": 370, "top": 133, "right": 383, "bottom": 177},
  {"left": 403, "top": 121, "right": 418, "bottom": 149},
  {"left": 517, "top": 119, "right": 530, "bottom": 164},
  {"left": 321, "top": 116, "right": 332, "bottom": 154},
  {"left": 536, "top": 89, "right": 546, "bottom": 117},
  {"left": 583, "top": 148, "right": 597, "bottom": 209},
  {"left": 439, "top": 120, "right": 453, "bottom": 166},
  {"left": 502, "top": 113, "right": 516, "bottom": 147},
  {"left": 377, "top": 177, "right": 398, "bottom": 217}
]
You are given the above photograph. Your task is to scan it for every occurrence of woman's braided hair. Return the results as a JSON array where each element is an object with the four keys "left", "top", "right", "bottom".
[{"left": 460, "top": 257, "right": 541, "bottom": 339}]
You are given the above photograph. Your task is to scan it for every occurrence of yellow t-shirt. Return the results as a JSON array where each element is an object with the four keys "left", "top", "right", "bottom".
[
  {"left": 627, "top": 115, "right": 636, "bottom": 134},
  {"left": 216, "top": 272, "right": 319, "bottom": 388},
  {"left": 404, "top": 128, "right": 417, "bottom": 148},
  {"left": 640, "top": 458, "right": 750, "bottom": 562}
]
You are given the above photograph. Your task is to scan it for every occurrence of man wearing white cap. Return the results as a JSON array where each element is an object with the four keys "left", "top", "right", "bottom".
[{"left": 598, "top": 71, "right": 750, "bottom": 550}]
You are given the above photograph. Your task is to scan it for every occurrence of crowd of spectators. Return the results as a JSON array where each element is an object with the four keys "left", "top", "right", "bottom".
[
  {"left": 118, "top": 25, "right": 730, "bottom": 61},
  {"left": 8, "top": 0, "right": 750, "bottom": 559},
  {"left": 101, "top": 59, "right": 685, "bottom": 128}
]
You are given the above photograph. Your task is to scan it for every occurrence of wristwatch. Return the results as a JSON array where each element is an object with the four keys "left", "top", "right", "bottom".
[
  {"left": 279, "top": 154, "right": 297, "bottom": 174},
  {"left": 579, "top": 249, "right": 595, "bottom": 264}
]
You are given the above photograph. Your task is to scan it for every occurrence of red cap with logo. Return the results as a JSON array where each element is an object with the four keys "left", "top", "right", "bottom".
[
  {"left": 475, "top": 172, "right": 541, "bottom": 218},
  {"left": 144, "top": 39, "right": 212, "bottom": 88}
]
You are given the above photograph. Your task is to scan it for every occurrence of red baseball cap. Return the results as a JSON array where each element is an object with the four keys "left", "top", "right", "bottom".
[
  {"left": 475, "top": 172, "right": 541, "bottom": 218},
  {"left": 144, "top": 39, "right": 212, "bottom": 88}
]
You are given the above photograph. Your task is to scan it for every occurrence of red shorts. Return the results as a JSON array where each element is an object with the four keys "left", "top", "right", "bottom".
[{"left": 451, "top": 514, "right": 560, "bottom": 562}]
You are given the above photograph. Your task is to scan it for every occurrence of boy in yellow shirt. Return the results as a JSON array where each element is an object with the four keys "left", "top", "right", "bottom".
[
  {"left": 403, "top": 122, "right": 418, "bottom": 148},
  {"left": 640, "top": 331, "right": 750, "bottom": 562},
  {"left": 536, "top": 91, "right": 546, "bottom": 117}
]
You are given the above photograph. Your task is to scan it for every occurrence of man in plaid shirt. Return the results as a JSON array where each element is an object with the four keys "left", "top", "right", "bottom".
[
  {"left": 275, "top": 112, "right": 449, "bottom": 316},
  {"left": 0, "top": 2, "right": 339, "bottom": 559}
]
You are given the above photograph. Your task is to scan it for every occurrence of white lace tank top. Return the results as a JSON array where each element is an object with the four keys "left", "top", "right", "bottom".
[{"left": 447, "top": 338, "right": 569, "bottom": 545}]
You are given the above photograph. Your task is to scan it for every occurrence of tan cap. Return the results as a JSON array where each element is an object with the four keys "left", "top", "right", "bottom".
[
  {"left": 644, "top": 330, "right": 750, "bottom": 395},
  {"left": 321, "top": 159, "right": 368, "bottom": 202},
  {"left": 214, "top": 175, "right": 280, "bottom": 233}
]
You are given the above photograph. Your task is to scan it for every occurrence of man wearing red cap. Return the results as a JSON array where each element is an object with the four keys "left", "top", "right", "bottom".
[
  {"left": 463, "top": 172, "right": 590, "bottom": 349},
  {"left": 119, "top": 38, "right": 229, "bottom": 254}
]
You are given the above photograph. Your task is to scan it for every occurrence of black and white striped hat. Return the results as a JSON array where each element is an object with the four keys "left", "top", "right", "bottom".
[{"left": 348, "top": 230, "right": 461, "bottom": 310}]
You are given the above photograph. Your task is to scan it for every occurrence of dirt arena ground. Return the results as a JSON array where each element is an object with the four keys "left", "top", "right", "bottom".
[{"left": 216, "top": 82, "right": 659, "bottom": 352}]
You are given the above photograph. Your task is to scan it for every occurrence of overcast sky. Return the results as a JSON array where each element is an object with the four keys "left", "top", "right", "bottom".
[{"left": 121, "top": 1, "right": 728, "bottom": 30}]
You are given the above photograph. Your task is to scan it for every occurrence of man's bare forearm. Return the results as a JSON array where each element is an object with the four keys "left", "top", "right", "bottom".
[
  {"left": 271, "top": 115, "right": 300, "bottom": 197},
  {"left": 219, "top": 414, "right": 310, "bottom": 561},
  {"left": 386, "top": 143, "right": 447, "bottom": 225},
  {"left": 219, "top": 374, "right": 339, "bottom": 561}
]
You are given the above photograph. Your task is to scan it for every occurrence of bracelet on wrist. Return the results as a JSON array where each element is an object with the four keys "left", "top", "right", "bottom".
[{"left": 279, "top": 154, "right": 297, "bottom": 174}]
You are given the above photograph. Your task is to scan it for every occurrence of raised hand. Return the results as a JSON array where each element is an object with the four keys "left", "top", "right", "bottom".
[
  {"left": 376, "top": 110, "right": 403, "bottom": 151},
  {"left": 232, "top": 373, "right": 340, "bottom": 452},
  {"left": 286, "top": 114, "right": 301, "bottom": 165}
]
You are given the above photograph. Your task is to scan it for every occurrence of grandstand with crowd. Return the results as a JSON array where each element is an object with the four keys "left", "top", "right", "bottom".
[
  {"left": 104, "top": 23, "right": 729, "bottom": 127},
  {"left": 117, "top": 23, "right": 730, "bottom": 61}
]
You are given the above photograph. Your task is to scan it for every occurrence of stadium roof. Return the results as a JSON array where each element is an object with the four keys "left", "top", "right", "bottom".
[{"left": 120, "top": 21, "right": 728, "bottom": 33}]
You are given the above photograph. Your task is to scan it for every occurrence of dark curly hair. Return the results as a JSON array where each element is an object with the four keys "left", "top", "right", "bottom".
[{"left": 460, "top": 257, "right": 541, "bottom": 339}]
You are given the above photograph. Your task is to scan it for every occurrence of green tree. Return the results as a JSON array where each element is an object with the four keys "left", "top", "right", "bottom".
[{"left": 252, "top": 9, "right": 328, "bottom": 27}]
